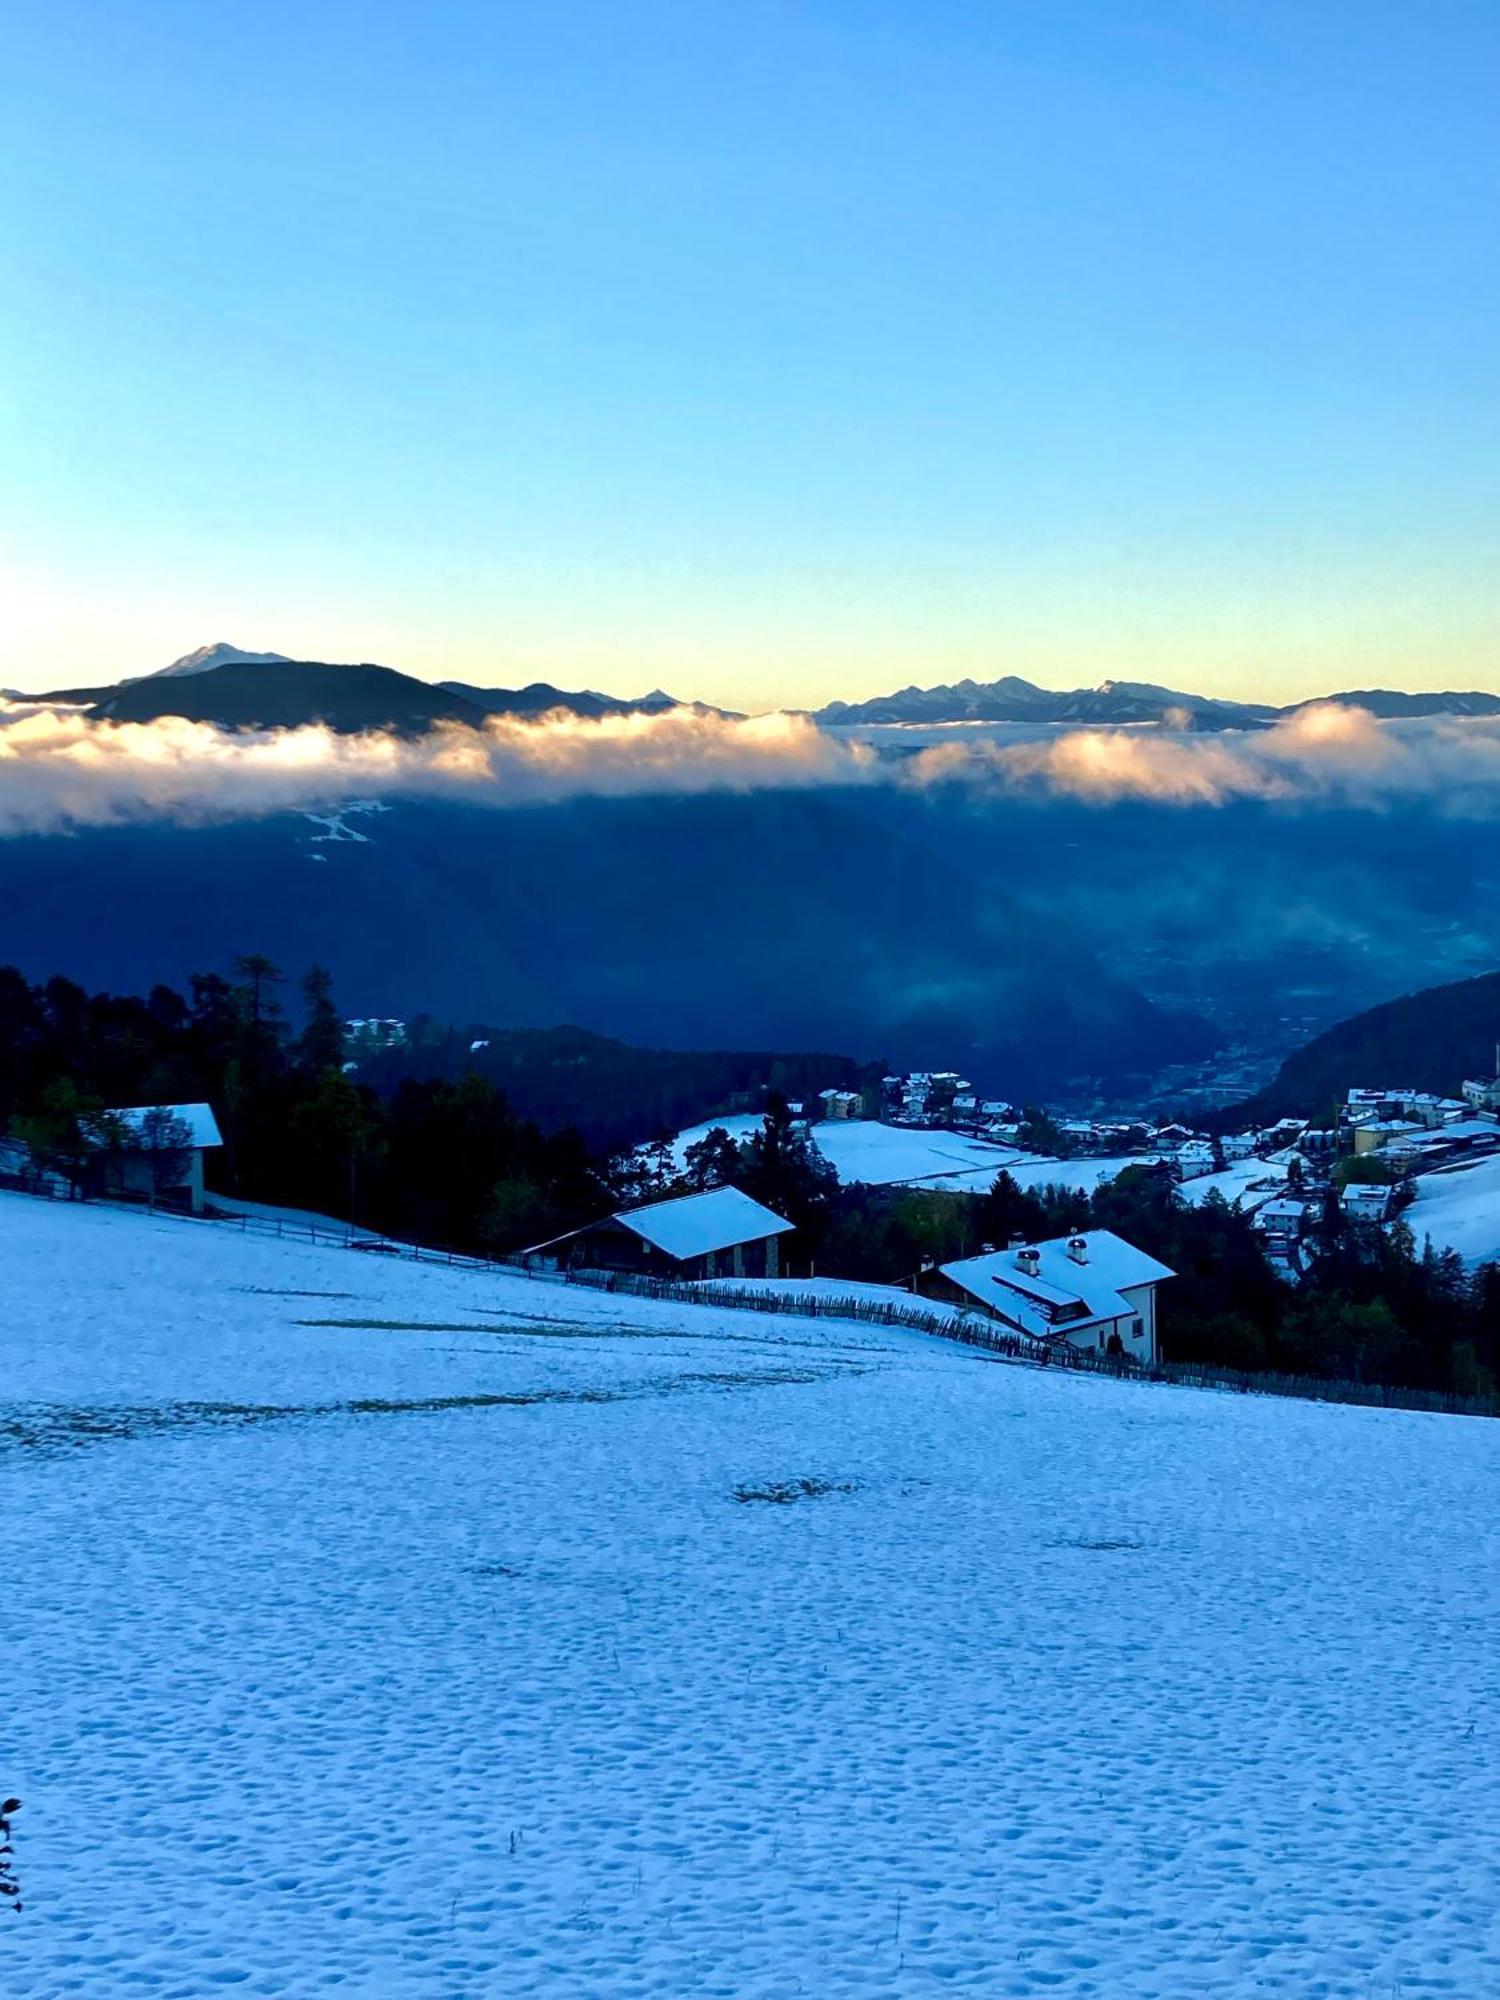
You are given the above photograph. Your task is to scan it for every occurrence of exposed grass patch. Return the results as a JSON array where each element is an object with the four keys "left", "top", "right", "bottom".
[
  {"left": 733, "top": 1476, "right": 862, "bottom": 1505},
  {"left": 298, "top": 1317, "right": 514, "bottom": 1334},
  {"left": 1, "top": 1365, "right": 842, "bottom": 1458},
  {"left": 236, "top": 1288, "right": 359, "bottom": 1299},
  {"left": 1053, "top": 1536, "right": 1144, "bottom": 1553}
]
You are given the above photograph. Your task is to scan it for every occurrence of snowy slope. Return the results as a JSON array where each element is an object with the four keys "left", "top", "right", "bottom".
[
  {"left": 1406, "top": 1153, "right": 1500, "bottom": 1264},
  {"left": 7, "top": 1193, "right": 1500, "bottom": 1998},
  {"left": 670, "top": 1115, "right": 1045, "bottom": 1191}
]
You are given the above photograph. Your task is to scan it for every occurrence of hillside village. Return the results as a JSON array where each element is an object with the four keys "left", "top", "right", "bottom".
[{"left": 7, "top": 957, "right": 1500, "bottom": 1414}]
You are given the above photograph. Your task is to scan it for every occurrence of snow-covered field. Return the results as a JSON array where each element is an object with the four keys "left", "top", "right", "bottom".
[
  {"left": 8, "top": 1193, "right": 1500, "bottom": 1997},
  {"left": 670, "top": 1116, "right": 1048, "bottom": 1193},
  {"left": 1406, "top": 1153, "right": 1500, "bottom": 1265}
]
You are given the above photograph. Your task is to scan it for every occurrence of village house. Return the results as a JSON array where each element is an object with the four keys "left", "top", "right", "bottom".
[
  {"left": 1254, "top": 1195, "right": 1310, "bottom": 1245},
  {"left": 3, "top": 1101, "right": 223, "bottom": 1212},
  {"left": 1351, "top": 1117, "right": 1428, "bottom": 1156},
  {"left": 1342, "top": 1182, "right": 1395, "bottom": 1225},
  {"left": 103, "top": 1103, "right": 223, "bottom": 1213},
  {"left": 518, "top": 1183, "right": 794, "bottom": 1282},
  {"left": 817, "top": 1088, "right": 863, "bottom": 1121},
  {"left": 1462, "top": 1072, "right": 1500, "bottom": 1113},
  {"left": 924, "top": 1229, "right": 1174, "bottom": 1365}
]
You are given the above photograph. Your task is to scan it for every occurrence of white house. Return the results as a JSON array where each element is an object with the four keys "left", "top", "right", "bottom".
[
  {"left": 928, "top": 1230, "right": 1174, "bottom": 1364},
  {"left": 102, "top": 1102, "right": 223, "bottom": 1213},
  {"left": 518, "top": 1184, "right": 794, "bottom": 1281},
  {"left": 1254, "top": 1196, "right": 1309, "bottom": 1242},
  {"left": 1342, "top": 1183, "right": 1394, "bottom": 1225}
]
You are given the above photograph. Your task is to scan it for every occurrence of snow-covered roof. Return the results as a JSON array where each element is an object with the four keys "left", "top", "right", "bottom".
[
  {"left": 939, "top": 1230, "right": 1173, "bottom": 1341},
  {"left": 1256, "top": 1198, "right": 1308, "bottom": 1227},
  {"left": 107, "top": 1103, "right": 223, "bottom": 1150},
  {"left": 614, "top": 1185, "right": 793, "bottom": 1262},
  {"left": 1342, "top": 1184, "right": 1393, "bottom": 1216}
]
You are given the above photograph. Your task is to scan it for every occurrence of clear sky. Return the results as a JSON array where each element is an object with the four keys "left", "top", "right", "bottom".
[{"left": 3, "top": 0, "right": 1497, "bottom": 710}]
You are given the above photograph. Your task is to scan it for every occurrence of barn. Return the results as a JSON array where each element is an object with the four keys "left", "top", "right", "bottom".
[{"left": 519, "top": 1184, "right": 794, "bottom": 1281}]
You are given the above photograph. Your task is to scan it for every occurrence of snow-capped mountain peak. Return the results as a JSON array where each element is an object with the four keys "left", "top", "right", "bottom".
[{"left": 151, "top": 642, "right": 294, "bottom": 681}]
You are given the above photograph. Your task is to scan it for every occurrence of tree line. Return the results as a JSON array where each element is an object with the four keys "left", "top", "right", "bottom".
[{"left": 0, "top": 960, "right": 603, "bottom": 1252}]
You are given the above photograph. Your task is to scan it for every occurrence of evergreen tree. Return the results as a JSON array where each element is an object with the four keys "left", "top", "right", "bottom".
[{"left": 297, "top": 965, "right": 345, "bottom": 1074}]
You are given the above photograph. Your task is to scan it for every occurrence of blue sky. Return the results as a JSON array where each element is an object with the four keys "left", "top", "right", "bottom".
[{"left": 3, "top": 0, "right": 1496, "bottom": 708}]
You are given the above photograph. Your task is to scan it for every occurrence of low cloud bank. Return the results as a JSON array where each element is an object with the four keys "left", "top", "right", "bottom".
[
  {"left": 0, "top": 701, "right": 874, "bottom": 835},
  {"left": 908, "top": 703, "right": 1500, "bottom": 811},
  {"left": 5, "top": 695, "right": 1500, "bottom": 834}
]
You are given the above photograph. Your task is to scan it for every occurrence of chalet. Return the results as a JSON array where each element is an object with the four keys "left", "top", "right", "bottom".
[
  {"left": 926, "top": 1230, "right": 1174, "bottom": 1365},
  {"left": 1342, "top": 1183, "right": 1394, "bottom": 1225},
  {"left": 518, "top": 1184, "right": 794, "bottom": 1282},
  {"left": 1175, "top": 1139, "right": 1217, "bottom": 1178},
  {"left": 102, "top": 1103, "right": 223, "bottom": 1213}
]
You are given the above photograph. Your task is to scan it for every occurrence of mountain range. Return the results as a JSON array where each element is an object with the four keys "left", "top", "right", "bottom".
[
  {"left": 35, "top": 642, "right": 737, "bottom": 735},
  {"left": 812, "top": 676, "right": 1500, "bottom": 731},
  {"left": 20, "top": 643, "right": 1498, "bottom": 736}
]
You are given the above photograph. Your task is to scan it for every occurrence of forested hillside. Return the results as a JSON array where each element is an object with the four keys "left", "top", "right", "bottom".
[{"left": 1227, "top": 969, "right": 1500, "bottom": 1124}]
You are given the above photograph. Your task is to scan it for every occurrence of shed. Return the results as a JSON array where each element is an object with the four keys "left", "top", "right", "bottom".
[{"left": 519, "top": 1184, "right": 794, "bottom": 1281}]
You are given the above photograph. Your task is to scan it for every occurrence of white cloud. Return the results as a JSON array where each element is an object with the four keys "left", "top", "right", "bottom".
[
  {"left": 6, "top": 695, "right": 1500, "bottom": 836},
  {"left": 0, "top": 701, "right": 875, "bottom": 835}
]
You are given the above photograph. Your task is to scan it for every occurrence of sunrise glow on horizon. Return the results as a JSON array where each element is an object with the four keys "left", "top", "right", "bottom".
[{"left": 4, "top": 0, "right": 1497, "bottom": 709}]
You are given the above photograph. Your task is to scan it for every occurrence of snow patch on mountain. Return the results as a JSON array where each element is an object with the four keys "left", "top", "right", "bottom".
[{"left": 149, "top": 641, "right": 294, "bottom": 680}]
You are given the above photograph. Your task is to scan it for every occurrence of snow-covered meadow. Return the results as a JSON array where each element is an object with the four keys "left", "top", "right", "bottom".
[
  {"left": 667, "top": 1113, "right": 1045, "bottom": 1192},
  {"left": 7, "top": 1194, "right": 1500, "bottom": 1997}
]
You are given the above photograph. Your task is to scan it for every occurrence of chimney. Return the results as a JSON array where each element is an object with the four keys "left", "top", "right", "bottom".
[
  {"left": 980, "top": 1242, "right": 996, "bottom": 1255},
  {"left": 1008, "top": 1232, "right": 1026, "bottom": 1248},
  {"left": 1068, "top": 1234, "right": 1089, "bottom": 1265},
  {"left": 1015, "top": 1245, "right": 1040, "bottom": 1277}
]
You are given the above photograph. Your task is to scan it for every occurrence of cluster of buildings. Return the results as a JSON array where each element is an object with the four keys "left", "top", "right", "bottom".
[
  {"left": 1341, "top": 1086, "right": 1500, "bottom": 1174},
  {"left": 344, "top": 1017, "right": 407, "bottom": 1053},
  {"left": 879, "top": 1072, "right": 989, "bottom": 1127},
  {"left": 518, "top": 1184, "right": 1176, "bottom": 1364}
]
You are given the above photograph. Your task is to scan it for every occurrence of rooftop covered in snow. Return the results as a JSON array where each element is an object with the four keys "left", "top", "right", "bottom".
[
  {"left": 614, "top": 1185, "right": 793, "bottom": 1262},
  {"left": 939, "top": 1229, "right": 1174, "bottom": 1342},
  {"left": 105, "top": 1103, "right": 223, "bottom": 1150}
]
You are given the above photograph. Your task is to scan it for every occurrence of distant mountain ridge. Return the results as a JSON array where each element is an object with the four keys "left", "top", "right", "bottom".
[
  {"left": 815, "top": 676, "right": 1500, "bottom": 731},
  {"left": 33, "top": 642, "right": 736, "bottom": 735},
  {"left": 21, "top": 641, "right": 1500, "bottom": 735}
]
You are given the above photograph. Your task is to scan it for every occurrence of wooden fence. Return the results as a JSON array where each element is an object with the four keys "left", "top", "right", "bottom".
[{"left": 4, "top": 1173, "right": 1493, "bottom": 1419}]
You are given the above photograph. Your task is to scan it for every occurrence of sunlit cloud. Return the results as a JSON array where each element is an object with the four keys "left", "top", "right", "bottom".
[
  {"left": 904, "top": 704, "right": 1500, "bottom": 811},
  {"left": 0, "top": 700, "right": 875, "bottom": 835},
  {"left": 6, "top": 695, "right": 1500, "bottom": 836}
]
